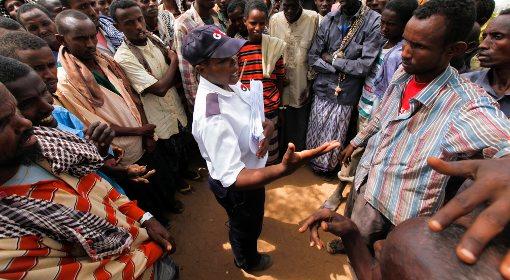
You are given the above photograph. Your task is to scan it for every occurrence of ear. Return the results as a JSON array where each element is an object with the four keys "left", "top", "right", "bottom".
[
  {"left": 447, "top": 41, "right": 468, "bottom": 58},
  {"left": 195, "top": 64, "right": 204, "bottom": 75},
  {"left": 465, "top": 40, "right": 479, "bottom": 53},
  {"left": 55, "top": 34, "right": 66, "bottom": 47}
]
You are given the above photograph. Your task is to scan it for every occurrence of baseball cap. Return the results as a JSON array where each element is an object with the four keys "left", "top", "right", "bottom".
[{"left": 182, "top": 25, "right": 247, "bottom": 66}]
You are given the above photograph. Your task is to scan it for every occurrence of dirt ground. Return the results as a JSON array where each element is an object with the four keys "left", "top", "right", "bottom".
[{"left": 168, "top": 166, "right": 354, "bottom": 280}]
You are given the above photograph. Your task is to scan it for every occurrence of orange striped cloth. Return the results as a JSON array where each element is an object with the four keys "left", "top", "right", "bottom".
[
  {"left": 0, "top": 166, "right": 163, "bottom": 280},
  {"left": 237, "top": 43, "right": 285, "bottom": 113}
]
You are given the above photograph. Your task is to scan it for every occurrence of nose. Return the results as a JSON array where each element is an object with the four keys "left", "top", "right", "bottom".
[
  {"left": 135, "top": 20, "right": 144, "bottom": 31},
  {"left": 478, "top": 36, "right": 489, "bottom": 50},
  {"left": 13, "top": 114, "right": 33, "bottom": 135},
  {"left": 41, "top": 67, "right": 56, "bottom": 83},
  {"left": 401, "top": 41, "right": 412, "bottom": 60}
]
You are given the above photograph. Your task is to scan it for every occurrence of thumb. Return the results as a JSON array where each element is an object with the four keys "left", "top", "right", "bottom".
[{"left": 283, "top": 143, "right": 296, "bottom": 160}]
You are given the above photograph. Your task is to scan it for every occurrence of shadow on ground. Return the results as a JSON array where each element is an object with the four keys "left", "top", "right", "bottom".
[{"left": 168, "top": 166, "right": 353, "bottom": 280}]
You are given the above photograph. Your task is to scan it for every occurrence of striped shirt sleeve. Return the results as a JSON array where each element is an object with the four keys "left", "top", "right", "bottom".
[{"left": 443, "top": 95, "right": 510, "bottom": 158}]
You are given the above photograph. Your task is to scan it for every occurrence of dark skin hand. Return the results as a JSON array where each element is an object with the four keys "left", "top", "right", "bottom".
[
  {"left": 257, "top": 119, "right": 275, "bottom": 158},
  {"left": 339, "top": 143, "right": 356, "bottom": 166},
  {"left": 84, "top": 121, "right": 115, "bottom": 157},
  {"left": 427, "top": 157, "right": 510, "bottom": 279},
  {"left": 142, "top": 217, "right": 176, "bottom": 253},
  {"left": 298, "top": 209, "right": 379, "bottom": 280},
  {"left": 322, "top": 52, "right": 333, "bottom": 64}
]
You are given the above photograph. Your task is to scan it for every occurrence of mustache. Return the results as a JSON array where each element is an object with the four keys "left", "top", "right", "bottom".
[{"left": 20, "top": 127, "right": 34, "bottom": 146}]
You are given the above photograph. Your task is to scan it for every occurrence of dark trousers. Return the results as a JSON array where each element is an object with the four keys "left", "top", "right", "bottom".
[
  {"left": 119, "top": 152, "right": 172, "bottom": 222},
  {"left": 208, "top": 178, "right": 265, "bottom": 269}
]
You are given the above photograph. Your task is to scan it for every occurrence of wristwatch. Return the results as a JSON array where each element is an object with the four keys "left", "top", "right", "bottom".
[{"left": 140, "top": 212, "right": 154, "bottom": 226}]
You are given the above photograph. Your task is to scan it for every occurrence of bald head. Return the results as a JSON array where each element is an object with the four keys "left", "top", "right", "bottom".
[
  {"left": 55, "top": 9, "right": 92, "bottom": 35},
  {"left": 379, "top": 217, "right": 506, "bottom": 279}
]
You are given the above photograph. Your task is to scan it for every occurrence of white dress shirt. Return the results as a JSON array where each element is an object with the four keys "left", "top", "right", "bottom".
[{"left": 192, "top": 77, "right": 268, "bottom": 188}]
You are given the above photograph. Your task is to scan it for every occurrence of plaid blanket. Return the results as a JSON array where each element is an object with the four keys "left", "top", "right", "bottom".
[{"left": 0, "top": 193, "right": 132, "bottom": 261}]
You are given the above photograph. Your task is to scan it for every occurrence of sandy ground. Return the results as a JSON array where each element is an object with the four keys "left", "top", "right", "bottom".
[{"left": 168, "top": 166, "right": 354, "bottom": 280}]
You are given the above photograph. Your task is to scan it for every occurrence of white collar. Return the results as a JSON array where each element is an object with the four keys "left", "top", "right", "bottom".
[{"left": 199, "top": 76, "right": 242, "bottom": 97}]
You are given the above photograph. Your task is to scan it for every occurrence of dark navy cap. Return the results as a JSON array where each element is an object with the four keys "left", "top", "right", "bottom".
[{"left": 182, "top": 25, "right": 247, "bottom": 66}]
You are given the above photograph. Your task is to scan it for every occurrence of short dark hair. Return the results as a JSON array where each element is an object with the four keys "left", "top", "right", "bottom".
[
  {"left": 413, "top": 0, "right": 476, "bottom": 45},
  {"left": 244, "top": 0, "right": 267, "bottom": 19},
  {"left": 16, "top": 3, "right": 52, "bottom": 23},
  {"left": 475, "top": 0, "right": 495, "bottom": 25},
  {"left": 0, "top": 55, "right": 32, "bottom": 84},
  {"left": 59, "top": 0, "right": 71, "bottom": 8},
  {"left": 227, "top": 0, "right": 246, "bottom": 15},
  {"left": 384, "top": 0, "right": 418, "bottom": 24},
  {"left": 109, "top": 0, "right": 139, "bottom": 22},
  {"left": 500, "top": 8, "right": 510, "bottom": 16},
  {"left": 55, "top": 9, "right": 90, "bottom": 34},
  {"left": 0, "top": 31, "right": 49, "bottom": 61},
  {"left": 0, "top": 17, "right": 23, "bottom": 30}
]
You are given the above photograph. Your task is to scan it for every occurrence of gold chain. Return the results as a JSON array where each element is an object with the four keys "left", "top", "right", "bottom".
[{"left": 333, "top": 5, "right": 369, "bottom": 96}]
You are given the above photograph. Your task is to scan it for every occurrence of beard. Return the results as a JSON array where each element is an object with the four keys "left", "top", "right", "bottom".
[{"left": 0, "top": 128, "right": 42, "bottom": 168}]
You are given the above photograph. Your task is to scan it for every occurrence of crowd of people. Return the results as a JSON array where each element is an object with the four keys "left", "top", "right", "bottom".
[{"left": 0, "top": 0, "right": 508, "bottom": 278}]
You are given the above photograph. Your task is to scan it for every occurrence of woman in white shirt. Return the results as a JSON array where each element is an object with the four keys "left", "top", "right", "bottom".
[{"left": 182, "top": 25, "right": 339, "bottom": 272}]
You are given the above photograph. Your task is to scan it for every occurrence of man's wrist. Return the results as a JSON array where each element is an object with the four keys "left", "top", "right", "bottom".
[{"left": 140, "top": 212, "right": 154, "bottom": 226}]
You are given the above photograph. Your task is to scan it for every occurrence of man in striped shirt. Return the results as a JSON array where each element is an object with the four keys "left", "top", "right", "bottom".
[{"left": 338, "top": 0, "right": 510, "bottom": 247}]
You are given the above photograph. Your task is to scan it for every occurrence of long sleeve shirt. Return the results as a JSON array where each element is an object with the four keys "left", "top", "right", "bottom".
[
  {"left": 351, "top": 66, "right": 510, "bottom": 225},
  {"left": 307, "top": 7, "right": 384, "bottom": 105}
]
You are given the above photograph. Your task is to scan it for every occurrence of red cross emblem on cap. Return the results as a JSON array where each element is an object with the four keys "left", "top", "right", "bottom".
[
  {"left": 240, "top": 84, "right": 249, "bottom": 91},
  {"left": 213, "top": 29, "right": 226, "bottom": 40}
]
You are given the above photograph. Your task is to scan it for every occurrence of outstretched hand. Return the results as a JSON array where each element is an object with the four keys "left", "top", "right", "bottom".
[
  {"left": 282, "top": 141, "right": 340, "bottom": 175},
  {"left": 298, "top": 208, "right": 357, "bottom": 250},
  {"left": 427, "top": 156, "right": 510, "bottom": 279}
]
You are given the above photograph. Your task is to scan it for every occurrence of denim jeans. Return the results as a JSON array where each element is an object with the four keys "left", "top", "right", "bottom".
[{"left": 208, "top": 178, "right": 265, "bottom": 269}]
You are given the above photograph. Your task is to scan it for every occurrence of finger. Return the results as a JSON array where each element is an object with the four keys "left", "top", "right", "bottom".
[
  {"left": 154, "top": 233, "right": 172, "bottom": 252},
  {"left": 85, "top": 122, "right": 100, "bottom": 139},
  {"left": 500, "top": 251, "right": 510, "bottom": 280},
  {"left": 91, "top": 123, "right": 108, "bottom": 141},
  {"left": 298, "top": 209, "right": 332, "bottom": 232},
  {"left": 455, "top": 200, "right": 510, "bottom": 264},
  {"left": 429, "top": 181, "right": 489, "bottom": 232},
  {"left": 131, "top": 177, "right": 150, "bottom": 184},
  {"left": 97, "top": 127, "right": 113, "bottom": 144},
  {"left": 427, "top": 157, "right": 480, "bottom": 179},
  {"left": 142, "top": 169, "right": 156, "bottom": 179},
  {"left": 283, "top": 143, "right": 296, "bottom": 161},
  {"left": 310, "top": 222, "right": 323, "bottom": 249},
  {"left": 297, "top": 141, "right": 330, "bottom": 159}
]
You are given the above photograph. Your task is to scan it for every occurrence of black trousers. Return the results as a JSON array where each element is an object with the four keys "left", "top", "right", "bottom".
[
  {"left": 208, "top": 177, "right": 265, "bottom": 269},
  {"left": 118, "top": 152, "right": 172, "bottom": 222}
]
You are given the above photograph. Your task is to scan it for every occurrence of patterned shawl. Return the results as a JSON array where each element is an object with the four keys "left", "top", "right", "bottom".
[
  {"left": 0, "top": 193, "right": 133, "bottom": 261},
  {"left": 33, "top": 126, "right": 104, "bottom": 177}
]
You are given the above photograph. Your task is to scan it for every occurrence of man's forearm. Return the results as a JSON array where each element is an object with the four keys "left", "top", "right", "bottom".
[
  {"left": 142, "top": 60, "right": 179, "bottom": 97},
  {"left": 342, "top": 229, "right": 381, "bottom": 280},
  {"left": 110, "top": 125, "right": 142, "bottom": 137}
]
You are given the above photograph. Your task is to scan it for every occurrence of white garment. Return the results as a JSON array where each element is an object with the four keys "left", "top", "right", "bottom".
[
  {"left": 269, "top": 9, "right": 320, "bottom": 108},
  {"left": 192, "top": 77, "right": 267, "bottom": 188},
  {"left": 114, "top": 39, "right": 188, "bottom": 140}
]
